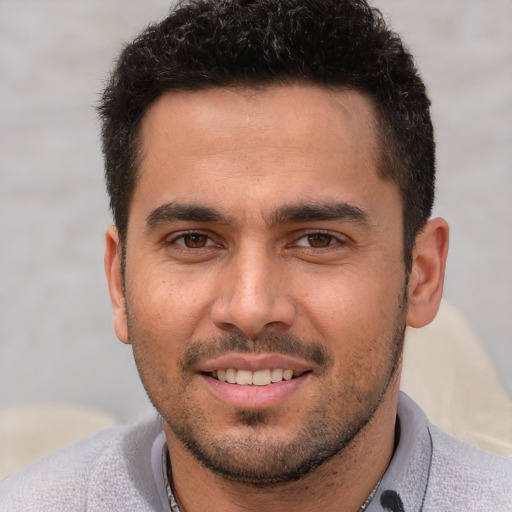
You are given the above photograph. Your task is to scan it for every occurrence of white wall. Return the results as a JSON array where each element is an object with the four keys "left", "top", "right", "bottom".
[{"left": 1, "top": 0, "right": 510, "bottom": 421}]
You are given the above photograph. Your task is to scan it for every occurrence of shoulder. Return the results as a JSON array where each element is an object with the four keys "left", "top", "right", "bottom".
[
  {"left": 424, "top": 424, "right": 512, "bottom": 511},
  {"left": 384, "top": 393, "right": 512, "bottom": 512},
  {"left": 0, "top": 415, "right": 165, "bottom": 512}
]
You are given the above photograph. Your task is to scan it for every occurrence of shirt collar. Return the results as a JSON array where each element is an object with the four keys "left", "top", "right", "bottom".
[{"left": 159, "top": 392, "right": 432, "bottom": 512}]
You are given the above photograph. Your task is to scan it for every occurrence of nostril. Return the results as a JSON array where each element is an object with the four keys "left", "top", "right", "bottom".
[{"left": 211, "top": 299, "right": 296, "bottom": 336}]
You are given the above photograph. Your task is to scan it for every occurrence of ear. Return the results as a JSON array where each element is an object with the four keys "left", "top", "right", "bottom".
[
  {"left": 406, "top": 217, "right": 449, "bottom": 328},
  {"left": 104, "top": 226, "right": 130, "bottom": 344}
]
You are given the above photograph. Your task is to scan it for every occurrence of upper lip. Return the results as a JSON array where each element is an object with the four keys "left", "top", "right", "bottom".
[{"left": 199, "top": 353, "right": 313, "bottom": 373}]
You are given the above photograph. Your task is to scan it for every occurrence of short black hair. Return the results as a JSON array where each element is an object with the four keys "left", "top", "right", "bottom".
[{"left": 99, "top": 0, "right": 435, "bottom": 271}]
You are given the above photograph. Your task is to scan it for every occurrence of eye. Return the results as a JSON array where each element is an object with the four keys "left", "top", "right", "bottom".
[
  {"left": 295, "top": 232, "right": 338, "bottom": 248},
  {"left": 174, "top": 233, "right": 215, "bottom": 248}
]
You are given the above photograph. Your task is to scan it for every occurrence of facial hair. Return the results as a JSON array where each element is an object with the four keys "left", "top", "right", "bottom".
[{"left": 128, "top": 289, "right": 407, "bottom": 487}]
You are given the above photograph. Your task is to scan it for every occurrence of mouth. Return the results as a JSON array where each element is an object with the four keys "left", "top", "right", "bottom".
[
  {"left": 198, "top": 354, "right": 314, "bottom": 407},
  {"left": 200, "top": 360, "right": 312, "bottom": 408},
  {"left": 206, "top": 368, "right": 308, "bottom": 386}
]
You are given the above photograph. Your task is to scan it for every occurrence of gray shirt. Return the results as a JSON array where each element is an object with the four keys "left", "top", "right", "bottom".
[{"left": 1, "top": 393, "right": 511, "bottom": 511}]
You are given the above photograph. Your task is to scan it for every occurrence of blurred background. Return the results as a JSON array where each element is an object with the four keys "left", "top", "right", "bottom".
[{"left": 1, "top": 0, "right": 511, "bottom": 422}]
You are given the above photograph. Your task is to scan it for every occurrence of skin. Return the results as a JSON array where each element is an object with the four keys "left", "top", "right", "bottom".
[{"left": 105, "top": 85, "right": 448, "bottom": 512}]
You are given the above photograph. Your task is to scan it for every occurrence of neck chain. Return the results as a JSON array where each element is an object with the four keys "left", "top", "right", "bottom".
[{"left": 358, "top": 479, "right": 381, "bottom": 511}]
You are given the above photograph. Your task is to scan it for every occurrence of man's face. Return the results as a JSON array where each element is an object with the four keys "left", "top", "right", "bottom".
[{"left": 110, "top": 85, "right": 408, "bottom": 484}]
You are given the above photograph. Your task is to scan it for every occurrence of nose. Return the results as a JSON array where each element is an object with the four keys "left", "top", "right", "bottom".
[{"left": 210, "top": 247, "right": 296, "bottom": 339}]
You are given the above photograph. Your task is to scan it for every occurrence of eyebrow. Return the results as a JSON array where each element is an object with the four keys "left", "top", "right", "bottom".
[
  {"left": 267, "top": 202, "right": 370, "bottom": 226},
  {"left": 146, "top": 202, "right": 229, "bottom": 230},
  {"left": 146, "top": 200, "right": 370, "bottom": 231}
]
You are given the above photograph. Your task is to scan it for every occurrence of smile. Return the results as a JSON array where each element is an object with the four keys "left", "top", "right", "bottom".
[
  {"left": 210, "top": 368, "right": 304, "bottom": 386},
  {"left": 200, "top": 359, "right": 312, "bottom": 408}
]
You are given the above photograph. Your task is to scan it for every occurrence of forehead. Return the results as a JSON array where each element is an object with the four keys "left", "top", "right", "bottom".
[
  {"left": 139, "top": 84, "right": 378, "bottom": 163},
  {"left": 132, "top": 85, "right": 396, "bottom": 223}
]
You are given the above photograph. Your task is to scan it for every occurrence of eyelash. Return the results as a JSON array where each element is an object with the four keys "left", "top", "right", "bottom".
[
  {"left": 294, "top": 231, "right": 342, "bottom": 248},
  {"left": 166, "top": 230, "right": 345, "bottom": 251},
  {"left": 168, "top": 231, "right": 219, "bottom": 249}
]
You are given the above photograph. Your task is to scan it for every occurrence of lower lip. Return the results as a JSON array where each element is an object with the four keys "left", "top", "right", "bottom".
[{"left": 201, "top": 373, "right": 310, "bottom": 409}]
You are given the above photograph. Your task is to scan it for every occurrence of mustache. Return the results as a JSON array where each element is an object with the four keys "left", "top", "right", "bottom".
[{"left": 178, "top": 332, "right": 333, "bottom": 372}]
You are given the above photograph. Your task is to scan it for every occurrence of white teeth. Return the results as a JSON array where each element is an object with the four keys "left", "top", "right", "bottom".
[
  {"left": 271, "top": 368, "right": 283, "bottom": 382},
  {"left": 225, "top": 368, "right": 237, "bottom": 384},
  {"left": 212, "top": 368, "right": 300, "bottom": 385},
  {"left": 252, "top": 369, "right": 272, "bottom": 386},
  {"left": 283, "top": 369, "right": 293, "bottom": 380},
  {"left": 236, "top": 369, "right": 253, "bottom": 385}
]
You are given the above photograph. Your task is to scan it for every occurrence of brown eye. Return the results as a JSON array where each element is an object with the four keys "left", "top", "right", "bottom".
[
  {"left": 307, "top": 233, "right": 333, "bottom": 248},
  {"left": 181, "top": 233, "right": 209, "bottom": 248}
]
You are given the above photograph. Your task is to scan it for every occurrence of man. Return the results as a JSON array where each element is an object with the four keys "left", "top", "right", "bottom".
[{"left": 1, "top": 0, "right": 510, "bottom": 510}]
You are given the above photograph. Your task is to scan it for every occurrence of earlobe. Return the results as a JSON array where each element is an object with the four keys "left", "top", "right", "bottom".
[
  {"left": 104, "top": 226, "right": 130, "bottom": 344},
  {"left": 406, "top": 218, "right": 449, "bottom": 328}
]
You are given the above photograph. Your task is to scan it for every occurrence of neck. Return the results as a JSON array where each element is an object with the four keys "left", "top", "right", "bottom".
[{"left": 165, "top": 383, "right": 400, "bottom": 512}]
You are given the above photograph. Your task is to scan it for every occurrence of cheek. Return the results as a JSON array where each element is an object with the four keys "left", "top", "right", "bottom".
[
  {"left": 295, "top": 267, "right": 402, "bottom": 334},
  {"left": 291, "top": 263, "right": 405, "bottom": 382},
  {"left": 126, "top": 264, "right": 217, "bottom": 343}
]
